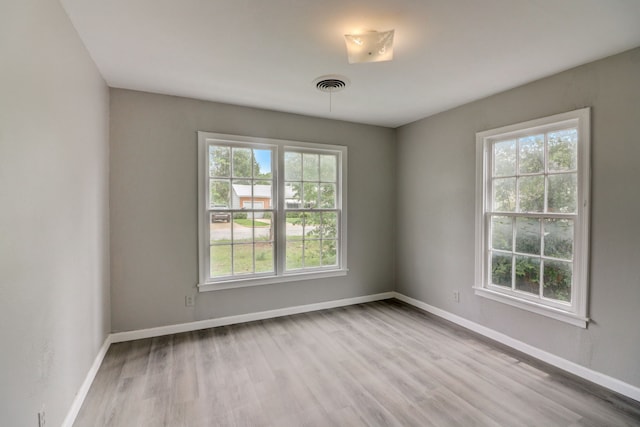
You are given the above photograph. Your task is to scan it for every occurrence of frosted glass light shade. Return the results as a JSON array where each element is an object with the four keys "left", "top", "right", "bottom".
[{"left": 344, "top": 30, "right": 394, "bottom": 64}]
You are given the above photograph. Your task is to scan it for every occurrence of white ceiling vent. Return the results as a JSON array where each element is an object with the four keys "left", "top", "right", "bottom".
[{"left": 313, "top": 75, "right": 350, "bottom": 93}]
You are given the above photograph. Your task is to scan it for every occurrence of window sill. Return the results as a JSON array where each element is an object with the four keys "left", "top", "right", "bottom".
[
  {"left": 198, "top": 269, "right": 349, "bottom": 292},
  {"left": 473, "top": 287, "right": 589, "bottom": 328}
]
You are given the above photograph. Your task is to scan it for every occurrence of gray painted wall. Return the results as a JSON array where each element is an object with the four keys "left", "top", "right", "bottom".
[
  {"left": 0, "top": 0, "right": 110, "bottom": 425},
  {"left": 396, "top": 48, "right": 640, "bottom": 388},
  {"left": 110, "top": 89, "right": 396, "bottom": 332}
]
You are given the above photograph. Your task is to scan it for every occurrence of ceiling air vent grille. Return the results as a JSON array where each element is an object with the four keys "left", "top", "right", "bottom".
[{"left": 313, "top": 75, "right": 350, "bottom": 93}]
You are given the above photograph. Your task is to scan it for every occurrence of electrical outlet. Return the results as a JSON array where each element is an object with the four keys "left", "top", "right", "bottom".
[
  {"left": 185, "top": 295, "right": 195, "bottom": 307},
  {"left": 453, "top": 291, "right": 460, "bottom": 303},
  {"left": 38, "top": 409, "right": 45, "bottom": 427}
]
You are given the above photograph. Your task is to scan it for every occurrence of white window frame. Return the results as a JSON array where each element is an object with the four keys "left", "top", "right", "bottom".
[
  {"left": 474, "top": 108, "right": 590, "bottom": 327},
  {"left": 197, "top": 132, "right": 348, "bottom": 291}
]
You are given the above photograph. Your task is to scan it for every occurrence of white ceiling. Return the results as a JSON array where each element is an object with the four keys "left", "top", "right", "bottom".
[{"left": 60, "top": 0, "right": 640, "bottom": 128}]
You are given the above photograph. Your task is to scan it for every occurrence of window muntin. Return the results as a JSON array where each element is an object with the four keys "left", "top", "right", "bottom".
[
  {"left": 198, "top": 133, "right": 347, "bottom": 290},
  {"left": 475, "top": 109, "right": 590, "bottom": 327}
]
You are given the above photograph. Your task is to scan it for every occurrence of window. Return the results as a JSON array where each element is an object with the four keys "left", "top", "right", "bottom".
[
  {"left": 474, "top": 109, "right": 590, "bottom": 327},
  {"left": 284, "top": 151, "right": 339, "bottom": 270},
  {"left": 198, "top": 132, "right": 347, "bottom": 291}
]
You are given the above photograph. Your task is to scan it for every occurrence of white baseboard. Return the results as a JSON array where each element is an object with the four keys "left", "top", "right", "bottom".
[
  {"left": 61, "top": 334, "right": 113, "bottom": 427},
  {"left": 392, "top": 291, "right": 640, "bottom": 403},
  {"left": 110, "top": 292, "right": 395, "bottom": 343}
]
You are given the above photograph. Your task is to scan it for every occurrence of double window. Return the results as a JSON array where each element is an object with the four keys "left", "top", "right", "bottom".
[
  {"left": 475, "top": 109, "right": 590, "bottom": 327},
  {"left": 198, "top": 132, "right": 347, "bottom": 290}
]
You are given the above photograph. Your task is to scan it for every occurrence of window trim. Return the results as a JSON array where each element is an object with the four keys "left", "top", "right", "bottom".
[
  {"left": 197, "top": 132, "right": 348, "bottom": 292},
  {"left": 474, "top": 108, "right": 591, "bottom": 327}
]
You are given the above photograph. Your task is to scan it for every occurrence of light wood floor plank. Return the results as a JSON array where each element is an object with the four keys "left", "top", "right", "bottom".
[{"left": 74, "top": 300, "right": 640, "bottom": 426}]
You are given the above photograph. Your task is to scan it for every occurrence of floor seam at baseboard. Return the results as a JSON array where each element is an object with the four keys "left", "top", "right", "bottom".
[{"left": 62, "top": 334, "right": 113, "bottom": 427}]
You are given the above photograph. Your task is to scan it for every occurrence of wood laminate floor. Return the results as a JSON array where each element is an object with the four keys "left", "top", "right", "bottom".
[{"left": 74, "top": 300, "right": 640, "bottom": 426}]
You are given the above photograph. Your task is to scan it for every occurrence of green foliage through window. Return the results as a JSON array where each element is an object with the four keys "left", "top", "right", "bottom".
[{"left": 488, "top": 127, "right": 578, "bottom": 303}]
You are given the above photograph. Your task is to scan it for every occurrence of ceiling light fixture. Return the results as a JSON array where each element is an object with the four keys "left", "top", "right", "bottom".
[{"left": 344, "top": 30, "right": 394, "bottom": 64}]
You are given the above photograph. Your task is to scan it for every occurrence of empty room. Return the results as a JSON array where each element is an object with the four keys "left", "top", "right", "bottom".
[{"left": 2, "top": 0, "right": 640, "bottom": 426}]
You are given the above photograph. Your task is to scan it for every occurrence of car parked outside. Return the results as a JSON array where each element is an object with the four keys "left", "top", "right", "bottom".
[{"left": 211, "top": 205, "right": 231, "bottom": 222}]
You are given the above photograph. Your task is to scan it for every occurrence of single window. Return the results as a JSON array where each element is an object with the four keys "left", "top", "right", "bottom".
[
  {"left": 474, "top": 109, "right": 590, "bottom": 327},
  {"left": 198, "top": 133, "right": 347, "bottom": 290}
]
